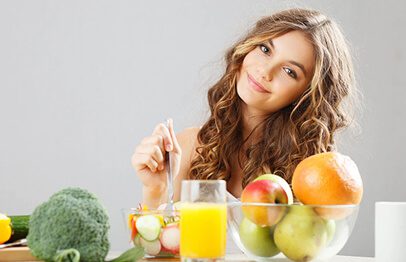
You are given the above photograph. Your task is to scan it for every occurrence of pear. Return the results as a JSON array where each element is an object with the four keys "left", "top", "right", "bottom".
[
  {"left": 325, "top": 219, "right": 336, "bottom": 244},
  {"left": 239, "top": 217, "right": 280, "bottom": 257},
  {"left": 274, "top": 205, "right": 328, "bottom": 262}
]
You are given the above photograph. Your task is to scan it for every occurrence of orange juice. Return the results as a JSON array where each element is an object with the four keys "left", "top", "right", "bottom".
[{"left": 180, "top": 202, "right": 227, "bottom": 258}]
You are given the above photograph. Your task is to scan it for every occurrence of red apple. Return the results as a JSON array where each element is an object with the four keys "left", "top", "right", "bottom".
[
  {"left": 241, "top": 179, "right": 289, "bottom": 226},
  {"left": 254, "top": 174, "right": 294, "bottom": 204}
]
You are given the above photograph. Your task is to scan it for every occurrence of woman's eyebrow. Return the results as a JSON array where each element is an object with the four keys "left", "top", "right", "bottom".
[
  {"left": 268, "top": 39, "right": 307, "bottom": 77},
  {"left": 288, "top": 60, "right": 307, "bottom": 76}
]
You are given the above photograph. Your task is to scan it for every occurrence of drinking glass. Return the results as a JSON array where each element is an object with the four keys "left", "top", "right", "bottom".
[{"left": 179, "top": 180, "right": 227, "bottom": 262}]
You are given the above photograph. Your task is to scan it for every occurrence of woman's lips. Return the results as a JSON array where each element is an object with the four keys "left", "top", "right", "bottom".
[{"left": 247, "top": 73, "right": 270, "bottom": 93}]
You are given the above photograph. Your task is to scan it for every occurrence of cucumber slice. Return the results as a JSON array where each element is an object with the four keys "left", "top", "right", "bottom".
[
  {"left": 140, "top": 237, "right": 161, "bottom": 256},
  {"left": 135, "top": 215, "right": 162, "bottom": 241}
]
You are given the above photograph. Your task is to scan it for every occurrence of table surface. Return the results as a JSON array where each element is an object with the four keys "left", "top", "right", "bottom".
[
  {"left": 126, "top": 253, "right": 375, "bottom": 262},
  {"left": 0, "top": 248, "right": 375, "bottom": 261}
]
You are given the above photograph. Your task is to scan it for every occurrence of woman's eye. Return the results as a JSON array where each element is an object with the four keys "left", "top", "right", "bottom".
[
  {"left": 284, "top": 67, "right": 297, "bottom": 79},
  {"left": 259, "top": 44, "right": 270, "bottom": 54}
]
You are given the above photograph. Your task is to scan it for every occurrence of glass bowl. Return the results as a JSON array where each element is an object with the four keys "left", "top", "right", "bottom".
[
  {"left": 122, "top": 208, "right": 180, "bottom": 258},
  {"left": 227, "top": 202, "right": 359, "bottom": 262}
]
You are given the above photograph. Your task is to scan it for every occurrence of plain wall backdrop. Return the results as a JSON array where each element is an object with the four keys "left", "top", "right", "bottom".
[{"left": 1, "top": 0, "right": 405, "bottom": 257}]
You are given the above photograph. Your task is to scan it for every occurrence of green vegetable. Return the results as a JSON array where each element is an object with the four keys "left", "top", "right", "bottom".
[
  {"left": 107, "top": 246, "right": 144, "bottom": 262},
  {"left": 53, "top": 249, "right": 80, "bottom": 262},
  {"left": 136, "top": 215, "right": 162, "bottom": 241},
  {"left": 51, "top": 246, "right": 145, "bottom": 262},
  {"left": 27, "top": 188, "right": 110, "bottom": 262},
  {"left": 8, "top": 215, "right": 30, "bottom": 243}
]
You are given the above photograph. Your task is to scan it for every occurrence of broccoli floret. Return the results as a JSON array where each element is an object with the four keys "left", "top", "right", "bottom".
[{"left": 27, "top": 188, "right": 110, "bottom": 262}]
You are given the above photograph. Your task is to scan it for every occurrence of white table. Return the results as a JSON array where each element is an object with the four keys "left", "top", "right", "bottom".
[
  {"left": 109, "top": 252, "right": 375, "bottom": 261},
  {"left": 225, "top": 254, "right": 374, "bottom": 261}
]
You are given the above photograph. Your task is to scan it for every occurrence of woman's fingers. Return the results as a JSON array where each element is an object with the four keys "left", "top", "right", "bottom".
[
  {"left": 141, "top": 135, "right": 165, "bottom": 153},
  {"left": 132, "top": 119, "right": 181, "bottom": 177},
  {"left": 132, "top": 152, "right": 159, "bottom": 172},
  {"left": 167, "top": 118, "right": 181, "bottom": 154},
  {"left": 152, "top": 123, "right": 173, "bottom": 152},
  {"left": 136, "top": 144, "right": 165, "bottom": 171}
]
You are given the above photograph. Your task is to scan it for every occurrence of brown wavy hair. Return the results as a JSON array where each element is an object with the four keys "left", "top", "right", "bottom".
[{"left": 188, "top": 8, "right": 359, "bottom": 188}]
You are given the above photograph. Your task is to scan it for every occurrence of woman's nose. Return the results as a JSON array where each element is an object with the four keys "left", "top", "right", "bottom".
[{"left": 258, "top": 63, "right": 274, "bottom": 82}]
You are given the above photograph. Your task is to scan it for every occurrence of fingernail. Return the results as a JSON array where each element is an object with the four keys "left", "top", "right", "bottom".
[{"left": 166, "top": 144, "right": 172, "bottom": 151}]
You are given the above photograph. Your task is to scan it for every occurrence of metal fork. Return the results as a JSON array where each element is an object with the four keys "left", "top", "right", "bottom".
[{"left": 164, "top": 119, "right": 175, "bottom": 213}]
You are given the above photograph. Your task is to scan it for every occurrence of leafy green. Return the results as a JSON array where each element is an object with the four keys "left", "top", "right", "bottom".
[{"left": 27, "top": 188, "right": 110, "bottom": 262}]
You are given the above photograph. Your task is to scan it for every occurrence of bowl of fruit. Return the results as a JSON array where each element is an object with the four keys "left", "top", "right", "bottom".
[
  {"left": 123, "top": 204, "right": 180, "bottom": 258},
  {"left": 228, "top": 152, "right": 363, "bottom": 261},
  {"left": 228, "top": 202, "right": 359, "bottom": 261}
]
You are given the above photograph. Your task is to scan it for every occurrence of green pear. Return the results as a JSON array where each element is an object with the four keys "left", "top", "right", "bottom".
[
  {"left": 274, "top": 205, "right": 328, "bottom": 261},
  {"left": 239, "top": 217, "right": 280, "bottom": 257},
  {"left": 325, "top": 219, "right": 336, "bottom": 245}
]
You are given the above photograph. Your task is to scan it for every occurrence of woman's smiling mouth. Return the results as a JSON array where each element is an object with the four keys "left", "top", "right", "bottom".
[{"left": 247, "top": 73, "right": 270, "bottom": 93}]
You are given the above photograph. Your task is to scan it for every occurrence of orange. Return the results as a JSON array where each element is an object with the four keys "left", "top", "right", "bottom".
[{"left": 292, "top": 152, "right": 363, "bottom": 219}]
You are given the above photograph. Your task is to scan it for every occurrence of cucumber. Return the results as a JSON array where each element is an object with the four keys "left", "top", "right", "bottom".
[
  {"left": 8, "top": 215, "right": 30, "bottom": 243},
  {"left": 140, "top": 237, "right": 161, "bottom": 256},
  {"left": 135, "top": 215, "right": 162, "bottom": 241}
]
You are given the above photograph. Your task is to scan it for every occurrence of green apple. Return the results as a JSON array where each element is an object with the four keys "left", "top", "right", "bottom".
[
  {"left": 254, "top": 174, "right": 294, "bottom": 204},
  {"left": 239, "top": 217, "right": 280, "bottom": 257},
  {"left": 274, "top": 205, "right": 328, "bottom": 261}
]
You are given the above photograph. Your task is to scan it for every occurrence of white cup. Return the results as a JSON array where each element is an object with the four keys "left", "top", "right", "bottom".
[{"left": 375, "top": 202, "right": 406, "bottom": 262}]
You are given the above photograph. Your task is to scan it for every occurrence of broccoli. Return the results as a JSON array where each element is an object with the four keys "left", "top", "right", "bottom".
[{"left": 27, "top": 187, "right": 110, "bottom": 262}]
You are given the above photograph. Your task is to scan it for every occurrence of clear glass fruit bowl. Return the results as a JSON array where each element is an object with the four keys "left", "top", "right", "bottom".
[
  {"left": 122, "top": 208, "right": 180, "bottom": 258},
  {"left": 227, "top": 202, "right": 359, "bottom": 262}
]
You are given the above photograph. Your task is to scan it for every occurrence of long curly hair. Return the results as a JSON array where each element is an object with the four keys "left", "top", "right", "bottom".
[{"left": 188, "top": 8, "right": 359, "bottom": 188}]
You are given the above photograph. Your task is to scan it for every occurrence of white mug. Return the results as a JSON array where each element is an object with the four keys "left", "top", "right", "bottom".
[{"left": 375, "top": 202, "right": 406, "bottom": 262}]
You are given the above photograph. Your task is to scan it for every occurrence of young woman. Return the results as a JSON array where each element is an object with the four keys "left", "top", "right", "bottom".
[{"left": 132, "top": 8, "right": 358, "bottom": 208}]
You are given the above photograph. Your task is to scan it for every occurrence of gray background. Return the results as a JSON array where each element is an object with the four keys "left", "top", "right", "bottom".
[{"left": 1, "top": 0, "right": 405, "bottom": 257}]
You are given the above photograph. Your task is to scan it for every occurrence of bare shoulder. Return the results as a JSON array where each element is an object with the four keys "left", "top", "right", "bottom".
[
  {"left": 177, "top": 126, "right": 200, "bottom": 144},
  {"left": 176, "top": 126, "right": 200, "bottom": 159},
  {"left": 173, "top": 126, "right": 201, "bottom": 201}
]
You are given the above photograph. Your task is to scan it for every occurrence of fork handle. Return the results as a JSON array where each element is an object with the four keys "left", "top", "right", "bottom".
[{"left": 165, "top": 119, "right": 174, "bottom": 204}]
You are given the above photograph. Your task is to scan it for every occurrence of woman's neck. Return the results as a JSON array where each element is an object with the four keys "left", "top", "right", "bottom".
[{"left": 241, "top": 104, "right": 269, "bottom": 142}]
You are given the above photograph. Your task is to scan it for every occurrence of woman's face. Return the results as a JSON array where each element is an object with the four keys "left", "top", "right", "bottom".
[{"left": 236, "top": 30, "right": 316, "bottom": 115}]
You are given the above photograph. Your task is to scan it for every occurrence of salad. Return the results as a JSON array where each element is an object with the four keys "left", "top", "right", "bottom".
[{"left": 127, "top": 204, "right": 180, "bottom": 257}]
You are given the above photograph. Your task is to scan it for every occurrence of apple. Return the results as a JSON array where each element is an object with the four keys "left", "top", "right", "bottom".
[
  {"left": 241, "top": 179, "right": 289, "bottom": 226},
  {"left": 254, "top": 174, "right": 294, "bottom": 204},
  {"left": 274, "top": 205, "right": 328, "bottom": 261},
  {"left": 239, "top": 217, "right": 280, "bottom": 257}
]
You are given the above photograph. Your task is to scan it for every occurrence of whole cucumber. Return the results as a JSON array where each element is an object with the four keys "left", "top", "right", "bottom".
[{"left": 8, "top": 215, "right": 30, "bottom": 243}]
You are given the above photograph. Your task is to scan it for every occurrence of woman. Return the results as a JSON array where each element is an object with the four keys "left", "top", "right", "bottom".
[{"left": 132, "top": 8, "right": 358, "bottom": 209}]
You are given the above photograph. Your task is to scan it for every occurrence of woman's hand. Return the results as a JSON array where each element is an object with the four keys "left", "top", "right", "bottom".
[{"left": 131, "top": 119, "right": 182, "bottom": 192}]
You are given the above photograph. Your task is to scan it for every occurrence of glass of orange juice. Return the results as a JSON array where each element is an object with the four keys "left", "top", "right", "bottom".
[{"left": 179, "top": 180, "right": 227, "bottom": 262}]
